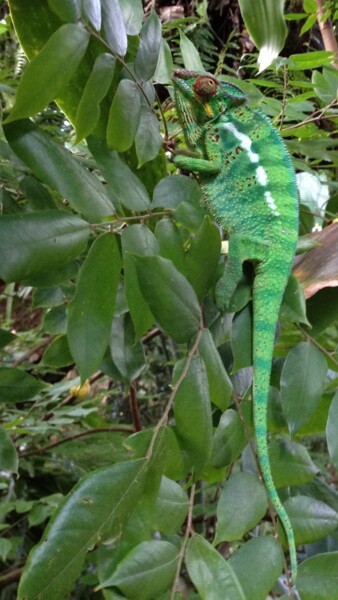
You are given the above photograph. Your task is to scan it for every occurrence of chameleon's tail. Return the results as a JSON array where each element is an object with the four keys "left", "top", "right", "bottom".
[{"left": 252, "top": 264, "right": 297, "bottom": 583}]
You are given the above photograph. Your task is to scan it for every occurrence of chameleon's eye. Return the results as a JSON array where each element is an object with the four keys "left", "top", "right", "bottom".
[{"left": 193, "top": 75, "right": 218, "bottom": 99}]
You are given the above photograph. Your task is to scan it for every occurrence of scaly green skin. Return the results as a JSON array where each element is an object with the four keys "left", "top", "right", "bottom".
[{"left": 173, "top": 70, "right": 299, "bottom": 582}]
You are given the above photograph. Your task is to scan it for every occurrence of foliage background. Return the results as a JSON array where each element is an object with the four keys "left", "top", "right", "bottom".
[{"left": 0, "top": 1, "right": 337, "bottom": 599}]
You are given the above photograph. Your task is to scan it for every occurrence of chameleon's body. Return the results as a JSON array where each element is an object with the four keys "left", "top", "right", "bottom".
[{"left": 172, "top": 70, "right": 299, "bottom": 581}]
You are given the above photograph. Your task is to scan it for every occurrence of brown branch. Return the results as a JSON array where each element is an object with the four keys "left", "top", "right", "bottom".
[
  {"left": 129, "top": 384, "right": 143, "bottom": 432},
  {"left": 316, "top": 0, "right": 338, "bottom": 68},
  {"left": 18, "top": 426, "right": 135, "bottom": 458},
  {"left": 0, "top": 566, "right": 24, "bottom": 589}
]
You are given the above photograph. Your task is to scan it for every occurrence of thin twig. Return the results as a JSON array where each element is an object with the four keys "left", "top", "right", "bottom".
[
  {"left": 18, "top": 426, "right": 135, "bottom": 458},
  {"left": 170, "top": 482, "right": 196, "bottom": 600}
]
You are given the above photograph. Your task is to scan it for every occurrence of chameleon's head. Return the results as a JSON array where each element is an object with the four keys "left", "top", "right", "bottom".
[{"left": 172, "top": 70, "right": 246, "bottom": 125}]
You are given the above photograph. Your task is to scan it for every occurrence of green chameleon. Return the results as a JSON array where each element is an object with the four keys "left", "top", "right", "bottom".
[{"left": 172, "top": 70, "right": 299, "bottom": 582}]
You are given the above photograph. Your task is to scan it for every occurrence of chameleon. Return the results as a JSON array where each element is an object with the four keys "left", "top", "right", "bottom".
[{"left": 172, "top": 70, "right": 299, "bottom": 582}]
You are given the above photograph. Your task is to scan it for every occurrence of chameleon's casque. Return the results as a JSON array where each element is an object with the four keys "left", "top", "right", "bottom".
[{"left": 173, "top": 70, "right": 299, "bottom": 582}]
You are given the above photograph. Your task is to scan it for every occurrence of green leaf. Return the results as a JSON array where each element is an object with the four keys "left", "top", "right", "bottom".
[
  {"left": 152, "top": 174, "right": 202, "bottom": 209},
  {"left": 133, "top": 255, "right": 201, "bottom": 343},
  {"left": 121, "top": 224, "right": 158, "bottom": 339},
  {"left": 0, "top": 211, "right": 89, "bottom": 282},
  {"left": 101, "top": 0, "right": 127, "bottom": 56},
  {"left": 326, "top": 391, "right": 338, "bottom": 468},
  {"left": 283, "top": 495, "right": 338, "bottom": 545},
  {"left": 173, "top": 356, "right": 213, "bottom": 475},
  {"left": 109, "top": 313, "right": 145, "bottom": 383},
  {"left": 289, "top": 51, "right": 335, "bottom": 70},
  {"left": 75, "top": 53, "right": 116, "bottom": 143},
  {"left": 88, "top": 137, "right": 150, "bottom": 212},
  {"left": 229, "top": 537, "right": 283, "bottom": 600},
  {"left": 107, "top": 80, "right": 142, "bottom": 152},
  {"left": 179, "top": 30, "right": 204, "bottom": 72},
  {"left": 297, "top": 552, "right": 338, "bottom": 600},
  {"left": 47, "top": 0, "right": 81, "bottom": 22},
  {"left": 5, "top": 23, "right": 89, "bottom": 122},
  {"left": 135, "top": 11, "right": 162, "bottom": 81},
  {"left": 154, "top": 476, "right": 189, "bottom": 534},
  {"left": 185, "top": 535, "right": 243, "bottom": 600},
  {"left": 17, "top": 459, "right": 147, "bottom": 600},
  {"left": 67, "top": 234, "right": 121, "bottom": 381},
  {"left": 135, "top": 106, "right": 163, "bottom": 167},
  {"left": 312, "top": 67, "right": 338, "bottom": 104},
  {"left": 238, "top": 0, "right": 287, "bottom": 70},
  {"left": 270, "top": 438, "right": 317, "bottom": 488},
  {"left": 232, "top": 304, "right": 253, "bottom": 372},
  {"left": 0, "top": 427, "right": 18, "bottom": 474},
  {"left": 82, "top": 0, "right": 101, "bottom": 30},
  {"left": 99, "top": 540, "right": 179, "bottom": 599},
  {"left": 211, "top": 409, "right": 246, "bottom": 469},
  {"left": 4, "top": 120, "right": 115, "bottom": 220},
  {"left": 281, "top": 274, "right": 310, "bottom": 325},
  {"left": 155, "top": 218, "right": 186, "bottom": 275},
  {"left": 154, "top": 38, "right": 173, "bottom": 84},
  {"left": 42, "top": 335, "right": 74, "bottom": 368},
  {"left": 198, "top": 329, "right": 233, "bottom": 411},
  {"left": 280, "top": 342, "right": 327, "bottom": 435},
  {"left": 19, "top": 175, "right": 58, "bottom": 211},
  {"left": 186, "top": 217, "right": 221, "bottom": 300},
  {"left": 0, "top": 367, "right": 45, "bottom": 403},
  {"left": 215, "top": 472, "right": 267, "bottom": 544},
  {"left": 119, "top": 0, "right": 143, "bottom": 35},
  {"left": 43, "top": 305, "right": 67, "bottom": 335}
]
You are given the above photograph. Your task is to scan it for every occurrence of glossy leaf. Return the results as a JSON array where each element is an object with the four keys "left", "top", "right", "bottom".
[
  {"left": 67, "top": 234, "right": 121, "bottom": 382},
  {"left": 238, "top": 0, "right": 287, "bottom": 71},
  {"left": 270, "top": 438, "right": 317, "bottom": 488},
  {"left": 280, "top": 342, "right": 327, "bottom": 435},
  {"left": 0, "top": 210, "right": 90, "bottom": 282},
  {"left": 4, "top": 120, "right": 115, "bottom": 220},
  {"left": 121, "top": 225, "right": 158, "bottom": 339},
  {"left": 232, "top": 304, "right": 253, "bottom": 372},
  {"left": 155, "top": 218, "right": 186, "bottom": 275},
  {"left": 119, "top": 0, "right": 143, "bottom": 35},
  {"left": 109, "top": 313, "right": 145, "bottom": 383},
  {"left": 154, "top": 476, "right": 189, "bottom": 534},
  {"left": 154, "top": 38, "right": 173, "bottom": 84},
  {"left": 0, "top": 367, "right": 45, "bottom": 403},
  {"left": 81, "top": 0, "right": 101, "bottom": 30},
  {"left": 0, "top": 427, "right": 18, "bottom": 474},
  {"left": 107, "top": 80, "right": 142, "bottom": 152},
  {"left": 5, "top": 23, "right": 89, "bottom": 122},
  {"left": 101, "top": 0, "right": 127, "bottom": 56},
  {"left": 179, "top": 30, "right": 204, "bottom": 72},
  {"left": 42, "top": 335, "right": 74, "bottom": 368},
  {"left": 135, "top": 106, "right": 162, "bottom": 167},
  {"left": 186, "top": 216, "right": 221, "bottom": 300},
  {"left": 88, "top": 137, "right": 150, "bottom": 211},
  {"left": 326, "top": 391, "right": 338, "bottom": 468},
  {"left": 99, "top": 540, "right": 179, "bottom": 598},
  {"left": 135, "top": 10, "right": 162, "bottom": 81},
  {"left": 215, "top": 472, "right": 267, "bottom": 544},
  {"left": 173, "top": 356, "right": 213, "bottom": 474},
  {"left": 133, "top": 255, "right": 201, "bottom": 343},
  {"left": 47, "top": 0, "right": 80, "bottom": 22},
  {"left": 283, "top": 495, "right": 338, "bottom": 545},
  {"left": 152, "top": 174, "right": 202, "bottom": 209},
  {"left": 297, "top": 552, "right": 338, "bottom": 600},
  {"left": 17, "top": 459, "right": 147, "bottom": 600},
  {"left": 229, "top": 537, "right": 283, "bottom": 600},
  {"left": 198, "top": 329, "right": 233, "bottom": 411},
  {"left": 75, "top": 53, "right": 116, "bottom": 143},
  {"left": 211, "top": 409, "right": 246, "bottom": 468},
  {"left": 186, "top": 535, "right": 243, "bottom": 600}
]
